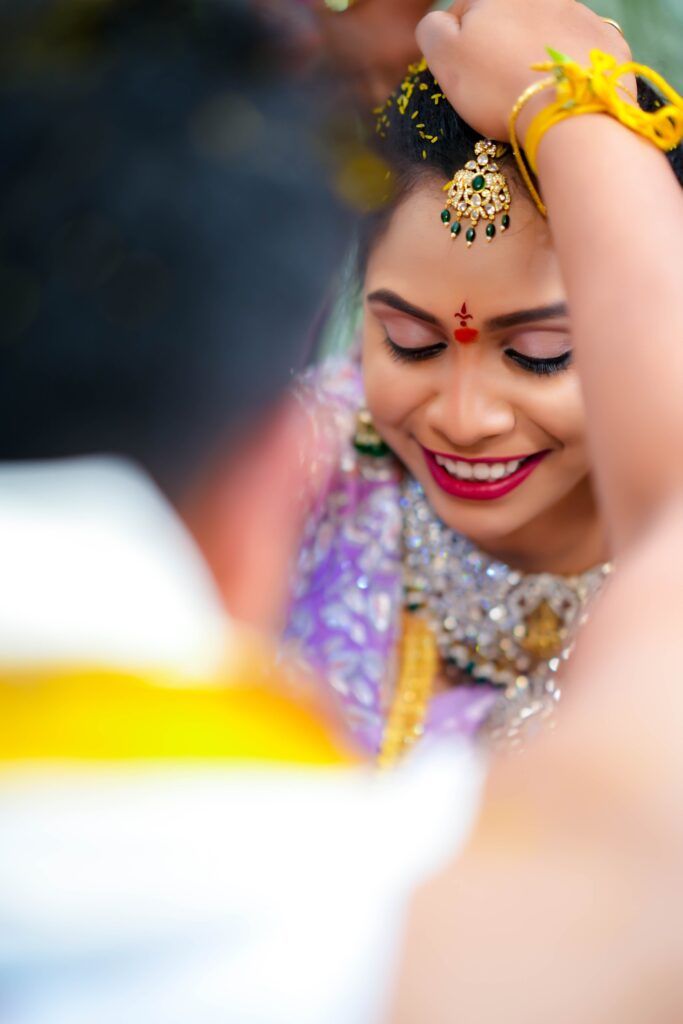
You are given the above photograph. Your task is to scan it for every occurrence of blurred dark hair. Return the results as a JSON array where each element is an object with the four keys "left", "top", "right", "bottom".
[
  {"left": 360, "top": 59, "right": 683, "bottom": 271},
  {"left": 0, "top": 0, "right": 353, "bottom": 497}
]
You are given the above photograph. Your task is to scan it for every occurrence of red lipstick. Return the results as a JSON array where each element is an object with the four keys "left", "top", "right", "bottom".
[{"left": 422, "top": 447, "right": 549, "bottom": 501}]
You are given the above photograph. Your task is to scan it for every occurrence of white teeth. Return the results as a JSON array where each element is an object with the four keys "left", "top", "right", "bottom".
[
  {"left": 453, "top": 460, "right": 473, "bottom": 479},
  {"left": 434, "top": 455, "right": 525, "bottom": 482}
]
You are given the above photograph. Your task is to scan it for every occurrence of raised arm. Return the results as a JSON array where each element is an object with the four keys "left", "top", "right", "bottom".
[
  {"left": 417, "top": 0, "right": 683, "bottom": 551},
  {"left": 386, "top": 9, "right": 683, "bottom": 1022}
]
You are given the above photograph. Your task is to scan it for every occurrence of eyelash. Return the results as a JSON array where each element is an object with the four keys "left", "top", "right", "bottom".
[
  {"left": 384, "top": 336, "right": 572, "bottom": 376},
  {"left": 384, "top": 336, "right": 447, "bottom": 363},
  {"left": 504, "top": 349, "right": 573, "bottom": 375}
]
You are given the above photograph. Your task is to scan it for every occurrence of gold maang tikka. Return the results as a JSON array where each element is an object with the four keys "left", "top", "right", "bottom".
[{"left": 440, "top": 141, "right": 511, "bottom": 247}]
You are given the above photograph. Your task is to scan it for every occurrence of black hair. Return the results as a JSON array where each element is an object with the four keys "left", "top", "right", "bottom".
[
  {"left": 360, "top": 59, "right": 683, "bottom": 269},
  {"left": 0, "top": 0, "right": 353, "bottom": 498}
]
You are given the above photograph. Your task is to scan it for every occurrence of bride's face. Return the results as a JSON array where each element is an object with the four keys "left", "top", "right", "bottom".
[{"left": 362, "top": 178, "right": 592, "bottom": 551}]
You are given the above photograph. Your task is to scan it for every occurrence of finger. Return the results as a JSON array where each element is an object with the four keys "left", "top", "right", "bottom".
[{"left": 415, "top": 10, "right": 464, "bottom": 103}]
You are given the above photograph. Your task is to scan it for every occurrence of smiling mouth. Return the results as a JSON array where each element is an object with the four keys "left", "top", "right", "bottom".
[
  {"left": 433, "top": 453, "right": 531, "bottom": 482},
  {"left": 422, "top": 447, "right": 550, "bottom": 501}
]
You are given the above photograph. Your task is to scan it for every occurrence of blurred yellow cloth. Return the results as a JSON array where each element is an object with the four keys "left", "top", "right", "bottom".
[
  {"left": 0, "top": 459, "right": 355, "bottom": 768},
  {"left": 0, "top": 651, "right": 354, "bottom": 766}
]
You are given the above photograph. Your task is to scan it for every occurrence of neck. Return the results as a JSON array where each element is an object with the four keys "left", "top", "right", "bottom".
[{"left": 476, "top": 478, "right": 609, "bottom": 575}]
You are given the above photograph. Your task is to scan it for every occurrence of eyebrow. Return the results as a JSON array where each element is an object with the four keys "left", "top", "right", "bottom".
[
  {"left": 366, "top": 289, "right": 439, "bottom": 326},
  {"left": 366, "top": 290, "right": 568, "bottom": 332},
  {"left": 484, "top": 302, "right": 569, "bottom": 331}
]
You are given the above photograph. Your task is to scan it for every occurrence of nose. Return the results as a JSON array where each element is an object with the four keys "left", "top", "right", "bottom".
[{"left": 425, "top": 357, "right": 516, "bottom": 451}]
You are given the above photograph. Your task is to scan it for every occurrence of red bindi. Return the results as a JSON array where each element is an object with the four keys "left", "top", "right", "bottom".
[{"left": 453, "top": 301, "right": 479, "bottom": 344}]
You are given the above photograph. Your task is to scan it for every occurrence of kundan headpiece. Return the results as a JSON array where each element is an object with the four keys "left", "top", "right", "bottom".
[
  {"left": 440, "top": 140, "right": 511, "bottom": 246},
  {"left": 374, "top": 60, "right": 513, "bottom": 248}
]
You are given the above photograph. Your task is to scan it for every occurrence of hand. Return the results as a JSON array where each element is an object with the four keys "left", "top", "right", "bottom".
[{"left": 416, "top": 0, "right": 632, "bottom": 142}]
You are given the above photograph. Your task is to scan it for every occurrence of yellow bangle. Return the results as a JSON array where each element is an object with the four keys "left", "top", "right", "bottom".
[
  {"left": 509, "top": 48, "right": 683, "bottom": 215},
  {"left": 525, "top": 86, "right": 635, "bottom": 174}
]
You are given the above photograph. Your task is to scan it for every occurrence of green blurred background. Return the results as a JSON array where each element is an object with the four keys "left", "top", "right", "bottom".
[
  {"left": 433, "top": 0, "right": 682, "bottom": 88},
  {"left": 584, "top": 0, "right": 682, "bottom": 89}
]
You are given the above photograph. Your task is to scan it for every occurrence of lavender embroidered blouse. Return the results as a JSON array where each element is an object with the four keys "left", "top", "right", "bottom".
[{"left": 285, "top": 358, "right": 497, "bottom": 756}]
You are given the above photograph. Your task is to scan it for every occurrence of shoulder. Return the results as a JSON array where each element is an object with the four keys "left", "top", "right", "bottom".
[
  {"left": 292, "top": 355, "right": 364, "bottom": 509},
  {"left": 295, "top": 355, "right": 364, "bottom": 432}
]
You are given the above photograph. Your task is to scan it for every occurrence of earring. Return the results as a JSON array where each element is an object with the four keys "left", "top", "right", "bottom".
[{"left": 353, "top": 409, "right": 390, "bottom": 458}]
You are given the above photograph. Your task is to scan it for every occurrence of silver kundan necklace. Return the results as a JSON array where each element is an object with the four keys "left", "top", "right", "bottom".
[{"left": 401, "top": 476, "right": 612, "bottom": 738}]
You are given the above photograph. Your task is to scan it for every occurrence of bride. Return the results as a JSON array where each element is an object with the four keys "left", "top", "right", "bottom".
[{"left": 284, "top": 28, "right": 683, "bottom": 761}]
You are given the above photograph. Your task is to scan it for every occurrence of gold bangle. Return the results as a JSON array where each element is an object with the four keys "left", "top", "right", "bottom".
[{"left": 508, "top": 78, "right": 553, "bottom": 219}]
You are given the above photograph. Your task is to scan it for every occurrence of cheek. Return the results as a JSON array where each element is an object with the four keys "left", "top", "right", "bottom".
[
  {"left": 526, "top": 374, "right": 587, "bottom": 449},
  {"left": 361, "top": 332, "right": 423, "bottom": 429}
]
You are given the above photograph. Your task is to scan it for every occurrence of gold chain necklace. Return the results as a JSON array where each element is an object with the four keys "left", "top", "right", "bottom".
[{"left": 378, "top": 612, "right": 438, "bottom": 768}]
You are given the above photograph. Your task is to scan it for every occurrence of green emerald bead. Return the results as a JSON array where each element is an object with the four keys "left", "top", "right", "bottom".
[
  {"left": 502, "top": 213, "right": 510, "bottom": 230},
  {"left": 440, "top": 208, "right": 451, "bottom": 224},
  {"left": 486, "top": 223, "right": 496, "bottom": 239},
  {"left": 450, "top": 221, "right": 461, "bottom": 237},
  {"left": 353, "top": 439, "right": 390, "bottom": 458},
  {"left": 465, "top": 227, "right": 476, "bottom": 244},
  {"left": 472, "top": 174, "right": 485, "bottom": 191}
]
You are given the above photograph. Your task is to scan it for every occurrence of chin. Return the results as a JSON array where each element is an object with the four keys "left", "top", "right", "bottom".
[{"left": 424, "top": 480, "right": 551, "bottom": 546}]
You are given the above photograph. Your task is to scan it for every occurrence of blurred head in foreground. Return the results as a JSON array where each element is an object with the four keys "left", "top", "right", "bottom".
[{"left": 0, "top": 0, "right": 353, "bottom": 622}]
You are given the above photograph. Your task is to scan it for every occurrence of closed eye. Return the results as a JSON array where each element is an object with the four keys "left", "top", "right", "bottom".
[
  {"left": 384, "top": 335, "right": 447, "bottom": 363},
  {"left": 505, "top": 349, "right": 572, "bottom": 375}
]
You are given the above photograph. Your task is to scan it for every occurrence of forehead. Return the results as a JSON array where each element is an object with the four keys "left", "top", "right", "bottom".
[{"left": 366, "top": 177, "right": 565, "bottom": 316}]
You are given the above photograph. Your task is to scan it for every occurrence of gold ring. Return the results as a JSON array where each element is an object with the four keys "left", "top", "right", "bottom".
[
  {"left": 324, "top": 0, "right": 363, "bottom": 11},
  {"left": 601, "top": 16, "right": 625, "bottom": 38}
]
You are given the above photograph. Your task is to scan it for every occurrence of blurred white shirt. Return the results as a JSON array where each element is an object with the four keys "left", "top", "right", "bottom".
[{"left": 0, "top": 458, "right": 485, "bottom": 1024}]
